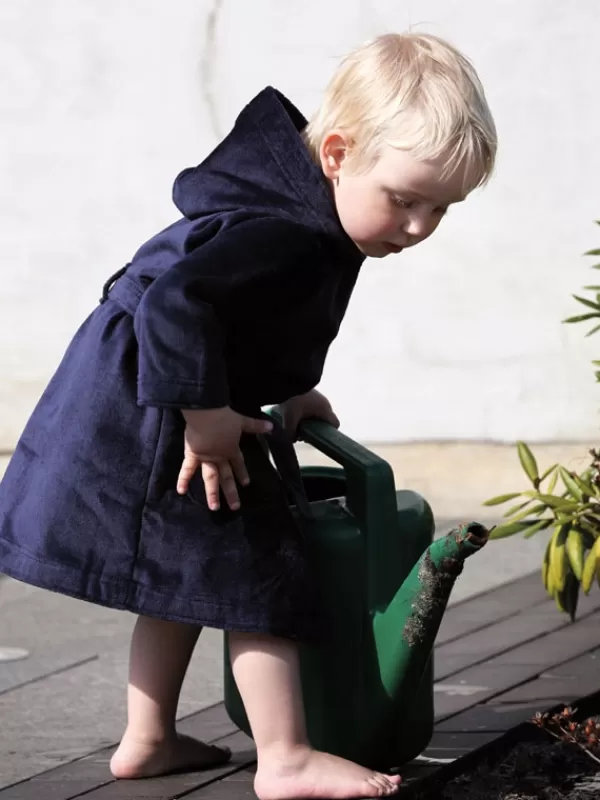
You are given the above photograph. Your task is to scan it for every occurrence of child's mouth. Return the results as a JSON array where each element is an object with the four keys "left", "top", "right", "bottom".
[{"left": 385, "top": 243, "right": 404, "bottom": 254}]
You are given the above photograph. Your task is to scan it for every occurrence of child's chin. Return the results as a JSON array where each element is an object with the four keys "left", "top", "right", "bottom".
[{"left": 359, "top": 243, "right": 388, "bottom": 259}]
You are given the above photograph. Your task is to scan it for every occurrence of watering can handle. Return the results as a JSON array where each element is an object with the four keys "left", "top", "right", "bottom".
[
  {"left": 298, "top": 419, "right": 390, "bottom": 473},
  {"left": 267, "top": 410, "right": 398, "bottom": 534}
]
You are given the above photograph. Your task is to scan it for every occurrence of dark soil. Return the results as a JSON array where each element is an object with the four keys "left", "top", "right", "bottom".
[{"left": 438, "top": 736, "right": 600, "bottom": 800}]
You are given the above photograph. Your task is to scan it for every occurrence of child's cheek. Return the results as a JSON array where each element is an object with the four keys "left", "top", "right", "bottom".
[
  {"left": 355, "top": 210, "right": 398, "bottom": 242},
  {"left": 338, "top": 195, "right": 398, "bottom": 244}
]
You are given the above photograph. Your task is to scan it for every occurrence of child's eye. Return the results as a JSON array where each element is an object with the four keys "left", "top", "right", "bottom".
[{"left": 391, "top": 196, "right": 415, "bottom": 209}]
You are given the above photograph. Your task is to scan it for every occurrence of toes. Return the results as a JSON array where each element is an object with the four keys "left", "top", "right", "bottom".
[
  {"left": 366, "top": 776, "right": 390, "bottom": 796},
  {"left": 368, "top": 772, "right": 400, "bottom": 795}
]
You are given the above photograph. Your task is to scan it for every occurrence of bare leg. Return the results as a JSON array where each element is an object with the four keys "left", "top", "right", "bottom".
[
  {"left": 229, "top": 632, "right": 401, "bottom": 800},
  {"left": 110, "top": 616, "right": 231, "bottom": 779}
]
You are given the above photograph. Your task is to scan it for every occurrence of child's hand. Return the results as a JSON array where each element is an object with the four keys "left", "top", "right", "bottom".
[
  {"left": 178, "top": 408, "right": 272, "bottom": 510},
  {"left": 278, "top": 389, "right": 340, "bottom": 437}
]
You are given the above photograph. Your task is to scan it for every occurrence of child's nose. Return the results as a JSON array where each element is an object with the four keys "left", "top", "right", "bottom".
[{"left": 401, "top": 210, "right": 433, "bottom": 239}]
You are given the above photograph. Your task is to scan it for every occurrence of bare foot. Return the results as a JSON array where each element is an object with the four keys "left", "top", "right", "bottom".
[
  {"left": 255, "top": 745, "right": 401, "bottom": 800},
  {"left": 110, "top": 732, "right": 231, "bottom": 779}
]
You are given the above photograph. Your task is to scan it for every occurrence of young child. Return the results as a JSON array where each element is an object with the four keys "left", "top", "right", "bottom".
[{"left": 0, "top": 32, "right": 496, "bottom": 799}]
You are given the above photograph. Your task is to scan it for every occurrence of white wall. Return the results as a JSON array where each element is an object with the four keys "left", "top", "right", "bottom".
[{"left": 2, "top": 0, "right": 600, "bottom": 447}]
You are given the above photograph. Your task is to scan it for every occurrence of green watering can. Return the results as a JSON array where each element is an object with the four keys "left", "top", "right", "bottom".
[{"left": 223, "top": 418, "right": 489, "bottom": 769}]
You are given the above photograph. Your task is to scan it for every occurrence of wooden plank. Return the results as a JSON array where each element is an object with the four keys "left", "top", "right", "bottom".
[
  {"left": 423, "top": 731, "right": 500, "bottom": 761},
  {"left": 491, "top": 612, "right": 600, "bottom": 666},
  {"left": 434, "top": 701, "right": 543, "bottom": 733},
  {"left": 0, "top": 654, "right": 99, "bottom": 697},
  {"left": 488, "top": 647, "right": 600, "bottom": 706},
  {"left": 435, "top": 595, "right": 600, "bottom": 680},
  {"left": 0, "top": 756, "right": 114, "bottom": 800},
  {"left": 437, "top": 572, "right": 547, "bottom": 645},
  {"left": 0, "top": 775, "right": 113, "bottom": 800},
  {"left": 548, "top": 646, "right": 600, "bottom": 676},
  {"left": 76, "top": 731, "right": 254, "bottom": 799},
  {"left": 186, "top": 766, "right": 256, "bottom": 800},
  {"left": 434, "top": 612, "right": 600, "bottom": 722},
  {"left": 176, "top": 703, "right": 238, "bottom": 743},
  {"left": 0, "top": 704, "right": 242, "bottom": 800},
  {"left": 435, "top": 664, "right": 536, "bottom": 719}
]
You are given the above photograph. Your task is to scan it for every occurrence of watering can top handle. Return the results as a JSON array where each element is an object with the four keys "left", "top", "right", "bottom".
[
  {"left": 266, "top": 410, "right": 398, "bottom": 530},
  {"left": 297, "top": 418, "right": 391, "bottom": 473},
  {"left": 266, "top": 408, "right": 392, "bottom": 476},
  {"left": 298, "top": 419, "right": 398, "bottom": 529}
]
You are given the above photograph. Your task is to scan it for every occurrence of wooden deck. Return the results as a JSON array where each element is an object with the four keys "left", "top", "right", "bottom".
[{"left": 2, "top": 572, "right": 600, "bottom": 799}]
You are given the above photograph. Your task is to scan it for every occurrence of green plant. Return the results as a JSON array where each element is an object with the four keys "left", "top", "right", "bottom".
[{"left": 484, "top": 222, "right": 600, "bottom": 619}]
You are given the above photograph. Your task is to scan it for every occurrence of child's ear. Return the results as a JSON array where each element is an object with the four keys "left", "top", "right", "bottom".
[{"left": 319, "top": 131, "right": 354, "bottom": 179}]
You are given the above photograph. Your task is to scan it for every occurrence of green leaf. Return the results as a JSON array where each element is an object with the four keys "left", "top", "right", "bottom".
[
  {"left": 522, "top": 491, "right": 579, "bottom": 509},
  {"left": 581, "top": 511, "right": 600, "bottom": 524},
  {"left": 563, "top": 313, "right": 600, "bottom": 323},
  {"left": 559, "top": 466, "right": 584, "bottom": 500},
  {"left": 523, "top": 518, "right": 554, "bottom": 538},
  {"left": 482, "top": 492, "right": 522, "bottom": 507},
  {"left": 573, "top": 294, "right": 600, "bottom": 311},
  {"left": 578, "top": 518, "right": 599, "bottom": 536},
  {"left": 583, "top": 286, "right": 600, "bottom": 291},
  {"left": 547, "top": 468, "right": 559, "bottom": 495},
  {"left": 585, "top": 323, "right": 600, "bottom": 337},
  {"left": 517, "top": 441, "right": 539, "bottom": 484},
  {"left": 505, "top": 503, "right": 548, "bottom": 524},
  {"left": 540, "top": 464, "right": 558, "bottom": 482},
  {"left": 502, "top": 499, "right": 532, "bottom": 518},
  {"left": 555, "top": 513, "right": 582, "bottom": 525},
  {"left": 489, "top": 520, "right": 542, "bottom": 539},
  {"left": 584, "top": 248, "right": 600, "bottom": 256},
  {"left": 572, "top": 473, "right": 595, "bottom": 496}
]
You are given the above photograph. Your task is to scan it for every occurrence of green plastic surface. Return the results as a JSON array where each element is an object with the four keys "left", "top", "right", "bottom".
[{"left": 223, "top": 419, "right": 470, "bottom": 768}]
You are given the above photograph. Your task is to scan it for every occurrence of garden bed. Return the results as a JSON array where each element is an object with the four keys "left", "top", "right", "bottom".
[{"left": 406, "top": 691, "right": 600, "bottom": 800}]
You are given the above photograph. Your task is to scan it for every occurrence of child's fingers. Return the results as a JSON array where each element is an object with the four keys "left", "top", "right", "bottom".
[
  {"left": 240, "top": 415, "right": 273, "bottom": 436},
  {"left": 324, "top": 408, "right": 340, "bottom": 428},
  {"left": 230, "top": 449, "right": 250, "bottom": 487},
  {"left": 177, "top": 454, "right": 201, "bottom": 495},
  {"left": 217, "top": 462, "right": 241, "bottom": 511},
  {"left": 201, "top": 461, "right": 222, "bottom": 510}
]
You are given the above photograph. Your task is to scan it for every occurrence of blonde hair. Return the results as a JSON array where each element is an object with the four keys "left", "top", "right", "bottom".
[{"left": 304, "top": 33, "right": 497, "bottom": 192}]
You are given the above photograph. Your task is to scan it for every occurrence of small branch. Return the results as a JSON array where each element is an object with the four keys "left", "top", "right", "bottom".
[{"left": 532, "top": 707, "right": 600, "bottom": 765}]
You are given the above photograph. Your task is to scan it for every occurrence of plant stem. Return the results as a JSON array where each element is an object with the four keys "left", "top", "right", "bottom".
[{"left": 553, "top": 723, "right": 600, "bottom": 765}]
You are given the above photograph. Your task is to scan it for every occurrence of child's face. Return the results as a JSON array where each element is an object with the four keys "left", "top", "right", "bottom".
[{"left": 321, "top": 136, "right": 469, "bottom": 259}]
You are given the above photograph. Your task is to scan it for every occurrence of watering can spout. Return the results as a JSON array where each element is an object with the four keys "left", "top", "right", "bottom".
[{"left": 373, "top": 522, "right": 490, "bottom": 704}]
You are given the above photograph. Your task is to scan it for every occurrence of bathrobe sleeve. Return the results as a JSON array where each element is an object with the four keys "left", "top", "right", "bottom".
[{"left": 133, "top": 216, "right": 321, "bottom": 409}]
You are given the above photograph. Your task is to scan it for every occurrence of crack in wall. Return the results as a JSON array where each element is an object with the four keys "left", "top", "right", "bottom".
[{"left": 201, "top": 0, "right": 224, "bottom": 142}]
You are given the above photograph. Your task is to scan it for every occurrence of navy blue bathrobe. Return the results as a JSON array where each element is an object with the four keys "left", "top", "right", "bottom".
[{"left": 0, "top": 87, "right": 364, "bottom": 640}]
